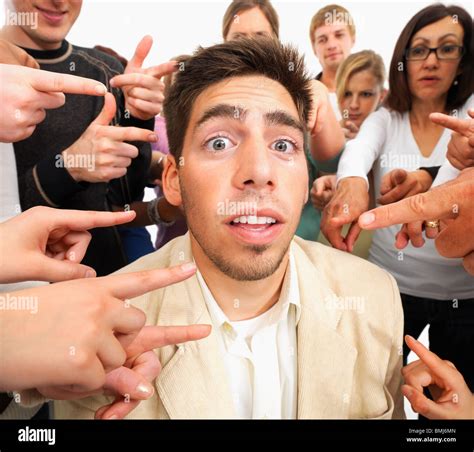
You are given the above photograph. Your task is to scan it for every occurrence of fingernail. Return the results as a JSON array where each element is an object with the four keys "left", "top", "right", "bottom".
[
  {"left": 136, "top": 383, "right": 153, "bottom": 397},
  {"left": 85, "top": 269, "right": 96, "bottom": 278},
  {"left": 109, "top": 78, "right": 116, "bottom": 87},
  {"left": 148, "top": 133, "right": 158, "bottom": 142},
  {"left": 359, "top": 212, "right": 375, "bottom": 226},
  {"left": 402, "top": 386, "right": 412, "bottom": 397},
  {"left": 95, "top": 84, "right": 107, "bottom": 95},
  {"left": 180, "top": 262, "right": 196, "bottom": 273},
  {"left": 106, "top": 414, "right": 119, "bottom": 420}
]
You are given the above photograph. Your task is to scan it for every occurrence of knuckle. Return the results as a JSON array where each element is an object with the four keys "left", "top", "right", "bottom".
[{"left": 407, "top": 194, "right": 427, "bottom": 216}]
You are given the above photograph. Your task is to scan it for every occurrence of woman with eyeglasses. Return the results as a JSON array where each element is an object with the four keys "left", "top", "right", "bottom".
[{"left": 320, "top": 3, "right": 474, "bottom": 401}]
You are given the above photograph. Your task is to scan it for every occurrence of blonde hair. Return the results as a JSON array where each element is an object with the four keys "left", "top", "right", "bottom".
[
  {"left": 335, "top": 50, "right": 386, "bottom": 106},
  {"left": 222, "top": 0, "right": 279, "bottom": 40},
  {"left": 309, "top": 4, "right": 355, "bottom": 44}
]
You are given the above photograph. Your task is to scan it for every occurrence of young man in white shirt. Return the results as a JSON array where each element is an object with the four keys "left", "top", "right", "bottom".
[
  {"left": 309, "top": 4, "right": 356, "bottom": 119},
  {"left": 55, "top": 37, "right": 405, "bottom": 420}
]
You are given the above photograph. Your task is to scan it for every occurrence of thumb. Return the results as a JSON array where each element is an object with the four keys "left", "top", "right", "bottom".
[
  {"left": 92, "top": 92, "right": 116, "bottom": 126},
  {"left": 315, "top": 178, "right": 327, "bottom": 195},
  {"left": 36, "top": 257, "right": 96, "bottom": 282},
  {"left": 129, "top": 35, "right": 153, "bottom": 69}
]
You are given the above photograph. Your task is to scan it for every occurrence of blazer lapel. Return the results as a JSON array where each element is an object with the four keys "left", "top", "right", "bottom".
[
  {"left": 293, "top": 242, "right": 358, "bottom": 419},
  {"left": 155, "top": 234, "right": 236, "bottom": 419}
]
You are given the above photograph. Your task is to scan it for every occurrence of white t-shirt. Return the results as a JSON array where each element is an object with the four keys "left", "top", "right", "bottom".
[
  {"left": 329, "top": 92, "right": 342, "bottom": 121},
  {"left": 337, "top": 96, "right": 474, "bottom": 300}
]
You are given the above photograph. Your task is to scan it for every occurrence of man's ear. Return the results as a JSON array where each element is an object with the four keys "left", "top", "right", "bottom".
[{"left": 162, "top": 154, "right": 183, "bottom": 207}]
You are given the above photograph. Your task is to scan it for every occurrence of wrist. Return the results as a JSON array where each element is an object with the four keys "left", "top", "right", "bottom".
[
  {"left": 414, "top": 170, "right": 433, "bottom": 192},
  {"left": 338, "top": 176, "right": 369, "bottom": 191},
  {"left": 147, "top": 197, "right": 176, "bottom": 225},
  {"left": 61, "top": 149, "right": 82, "bottom": 182}
]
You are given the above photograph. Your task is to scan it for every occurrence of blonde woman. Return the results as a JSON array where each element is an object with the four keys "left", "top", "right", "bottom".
[
  {"left": 312, "top": 51, "right": 387, "bottom": 258},
  {"left": 337, "top": 50, "right": 387, "bottom": 140}
]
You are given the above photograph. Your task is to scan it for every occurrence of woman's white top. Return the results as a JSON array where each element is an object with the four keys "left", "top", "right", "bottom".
[{"left": 336, "top": 96, "right": 474, "bottom": 300}]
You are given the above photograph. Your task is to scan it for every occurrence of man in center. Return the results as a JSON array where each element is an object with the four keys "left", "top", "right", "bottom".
[{"left": 56, "top": 37, "right": 404, "bottom": 420}]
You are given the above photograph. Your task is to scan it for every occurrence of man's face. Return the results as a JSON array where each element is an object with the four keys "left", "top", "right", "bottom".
[
  {"left": 168, "top": 75, "right": 308, "bottom": 281},
  {"left": 312, "top": 22, "right": 354, "bottom": 72},
  {"left": 6, "top": 0, "right": 82, "bottom": 49}
]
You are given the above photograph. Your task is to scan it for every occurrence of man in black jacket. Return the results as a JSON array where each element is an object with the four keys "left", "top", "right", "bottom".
[{"left": 0, "top": 0, "right": 174, "bottom": 275}]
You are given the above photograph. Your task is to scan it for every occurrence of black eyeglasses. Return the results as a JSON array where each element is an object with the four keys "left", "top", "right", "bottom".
[{"left": 405, "top": 44, "right": 464, "bottom": 61}]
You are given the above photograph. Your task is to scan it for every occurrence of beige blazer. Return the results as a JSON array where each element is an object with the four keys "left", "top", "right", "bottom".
[{"left": 55, "top": 234, "right": 405, "bottom": 419}]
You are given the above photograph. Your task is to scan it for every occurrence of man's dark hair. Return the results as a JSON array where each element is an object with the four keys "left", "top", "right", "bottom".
[{"left": 163, "top": 37, "right": 312, "bottom": 159}]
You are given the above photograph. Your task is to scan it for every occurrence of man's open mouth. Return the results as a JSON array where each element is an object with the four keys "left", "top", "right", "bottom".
[{"left": 225, "top": 212, "right": 284, "bottom": 246}]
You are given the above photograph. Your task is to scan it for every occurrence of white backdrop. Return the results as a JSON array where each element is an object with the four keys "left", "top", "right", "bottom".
[
  {"left": 2, "top": 0, "right": 472, "bottom": 79},
  {"left": 3, "top": 0, "right": 472, "bottom": 420}
]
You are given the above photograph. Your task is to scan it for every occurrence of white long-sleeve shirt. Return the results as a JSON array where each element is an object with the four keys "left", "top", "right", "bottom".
[{"left": 336, "top": 96, "right": 474, "bottom": 300}]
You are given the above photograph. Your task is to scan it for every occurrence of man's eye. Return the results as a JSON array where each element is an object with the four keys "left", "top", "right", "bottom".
[
  {"left": 205, "top": 136, "right": 232, "bottom": 151},
  {"left": 272, "top": 139, "right": 296, "bottom": 153}
]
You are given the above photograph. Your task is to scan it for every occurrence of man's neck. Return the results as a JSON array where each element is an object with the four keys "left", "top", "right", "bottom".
[
  {"left": 191, "top": 237, "right": 289, "bottom": 321},
  {"left": 0, "top": 26, "right": 61, "bottom": 50},
  {"left": 320, "top": 69, "right": 337, "bottom": 92}
]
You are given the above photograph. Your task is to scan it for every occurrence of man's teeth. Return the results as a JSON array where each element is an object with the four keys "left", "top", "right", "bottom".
[{"left": 232, "top": 216, "right": 277, "bottom": 224}]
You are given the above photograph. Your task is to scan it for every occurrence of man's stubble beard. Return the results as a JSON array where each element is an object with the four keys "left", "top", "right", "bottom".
[{"left": 179, "top": 178, "right": 299, "bottom": 282}]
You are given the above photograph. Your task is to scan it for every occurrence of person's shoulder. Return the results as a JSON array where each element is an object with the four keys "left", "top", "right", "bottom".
[
  {"left": 372, "top": 106, "right": 402, "bottom": 124},
  {"left": 110, "top": 235, "right": 188, "bottom": 315},
  {"left": 295, "top": 236, "right": 393, "bottom": 281},
  {"left": 113, "top": 235, "right": 183, "bottom": 276},
  {"left": 71, "top": 44, "right": 124, "bottom": 73},
  {"left": 293, "top": 237, "right": 400, "bottom": 313}
]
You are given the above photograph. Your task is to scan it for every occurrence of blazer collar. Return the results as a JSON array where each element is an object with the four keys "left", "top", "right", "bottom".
[
  {"left": 155, "top": 233, "right": 237, "bottom": 418},
  {"left": 291, "top": 240, "right": 358, "bottom": 419},
  {"left": 156, "top": 234, "right": 358, "bottom": 419}
]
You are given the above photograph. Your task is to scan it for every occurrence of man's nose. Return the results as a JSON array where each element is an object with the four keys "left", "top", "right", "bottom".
[{"left": 231, "top": 136, "right": 276, "bottom": 191}]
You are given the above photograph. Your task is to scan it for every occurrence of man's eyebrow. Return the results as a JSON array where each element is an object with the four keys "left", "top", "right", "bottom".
[
  {"left": 195, "top": 104, "right": 247, "bottom": 130},
  {"left": 265, "top": 110, "right": 305, "bottom": 134}
]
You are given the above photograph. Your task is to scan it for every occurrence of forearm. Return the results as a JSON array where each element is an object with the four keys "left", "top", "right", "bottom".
[
  {"left": 336, "top": 110, "right": 388, "bottom": 187},
  {"left": 310, "top": 107, "right": 345, "bottom": 162},
  {"left": 336, "top": 143, "right": 374, "bottom": 188},
  {"left": 18, "top": 162, "right": 87, "bottom": 209},
  {"left": 111, "top": 199, "right": 180, "bottom": 227}
]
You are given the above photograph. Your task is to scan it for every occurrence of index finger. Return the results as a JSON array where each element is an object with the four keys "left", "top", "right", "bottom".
[
  {"left": 49, "top": 209, "right": 136, "bottom": 231},
  {"left": 358, "top": 182, "right": 462, "bottom": 229},
  {"left": 145, "top": 61, "right": 178, "bottom": 79},
  {"left": 126, "top": 324, "right": 212, "bottom": 357},
  {"left": 103, "top": 263, "right": 197, "bottom": 300},
  {"left": 430, "top": 112, "right": 472, "bottom": 137},
  {"left": 30, "top": 69, "right": 107, "bottom": 96},
  {"left": 404, "top": 335, "right": 457, "bottom": 382}
]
